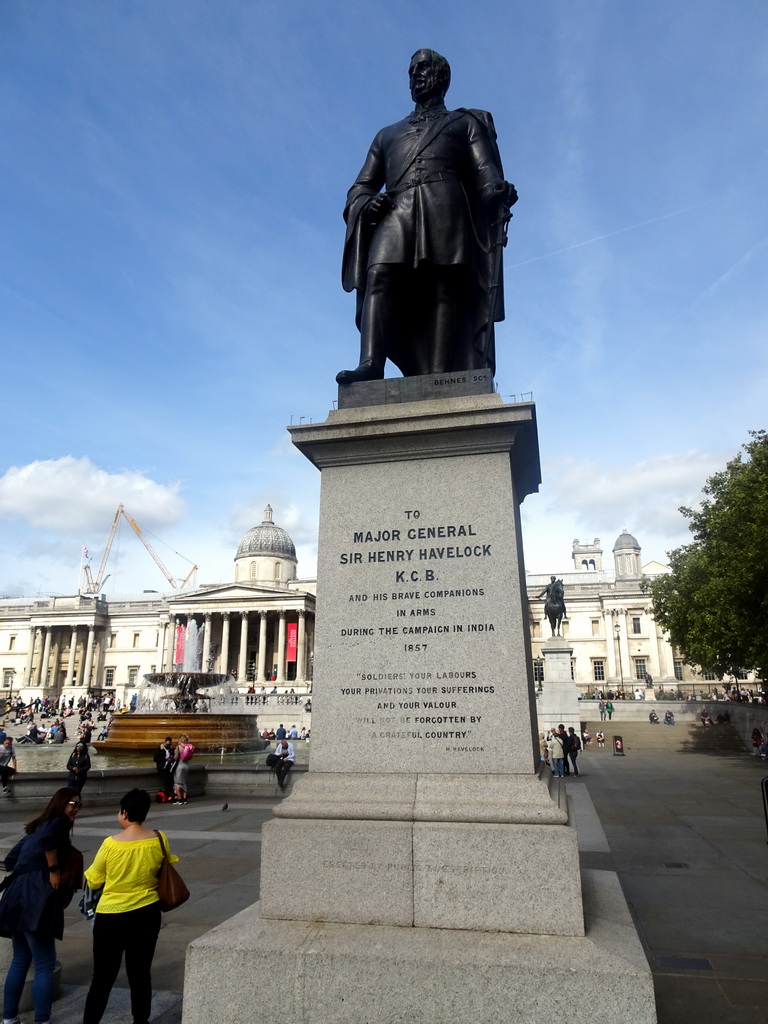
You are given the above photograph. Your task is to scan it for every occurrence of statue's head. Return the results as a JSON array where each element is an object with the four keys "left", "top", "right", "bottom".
[{"left": 409, "top": 49, "right": 451, "bottom": 104}]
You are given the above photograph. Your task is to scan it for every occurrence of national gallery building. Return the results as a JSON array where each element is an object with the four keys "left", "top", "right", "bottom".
[
  {"left": 527, "top": 530, "right": 757, "bottom": 695},
  {"left": 0, "top": 507, "right": 316, "bottom": 705},
  {"left": 0, "top": 518, "right": 756, "bottom": 705}
]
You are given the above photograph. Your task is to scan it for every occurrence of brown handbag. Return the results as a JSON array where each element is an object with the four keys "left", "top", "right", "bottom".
[{"left": 153, "top": 830, "right": 190, "bottom": 912}]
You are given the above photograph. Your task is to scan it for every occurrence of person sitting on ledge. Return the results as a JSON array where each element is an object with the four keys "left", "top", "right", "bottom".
[
  {"left": 266, "top": 739, "right": 295, "bottom": 789},
  {"left": 648, "top": 710, "right": 659, "bottom": 724}
]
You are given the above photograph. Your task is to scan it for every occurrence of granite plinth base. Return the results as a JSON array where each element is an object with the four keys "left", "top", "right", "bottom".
[
  {"left": 183, "top": 869, "right": 657, "bottom": 1024},
  {"left": 259, "top": 812, "right": 583, "bottom": 936}
]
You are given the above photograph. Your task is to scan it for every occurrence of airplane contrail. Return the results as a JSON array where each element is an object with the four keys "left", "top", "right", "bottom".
[{"left": 507, "top": 197, "right": 718, "bottom": 268}]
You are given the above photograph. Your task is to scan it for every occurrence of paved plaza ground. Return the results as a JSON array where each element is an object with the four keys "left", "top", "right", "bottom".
[{"left": 0, "top": 741, "right": 766, "bottom": 1023}]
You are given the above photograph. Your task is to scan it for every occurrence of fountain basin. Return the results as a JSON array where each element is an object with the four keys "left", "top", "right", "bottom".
[{"left": 94, "top": 713, "right": 266, "bottom": 754}]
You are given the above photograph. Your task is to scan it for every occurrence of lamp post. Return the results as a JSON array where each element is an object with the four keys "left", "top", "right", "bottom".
[
  {"left": 614, "top": 623, "right": 624, "bottom": 689},
  {"left": 534, "top": 657, "right": 544, "bottom": 692}
]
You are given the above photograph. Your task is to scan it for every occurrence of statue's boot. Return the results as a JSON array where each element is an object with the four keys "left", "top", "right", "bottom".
[{"left": 336, "top": 360, "right": 384, "bottom": 385}]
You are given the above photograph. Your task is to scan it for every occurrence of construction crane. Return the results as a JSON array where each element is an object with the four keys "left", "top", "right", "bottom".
[{"left": 81, "top": 505, "right": 198, "bottom": 594}]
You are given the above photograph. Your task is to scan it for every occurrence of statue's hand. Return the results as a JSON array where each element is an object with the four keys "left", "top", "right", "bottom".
[
  {"left": 503, "top": 181, "right": 519, "bottom": 208},
  {"left": 365, "top": 193, "right": 392, "bottom": 223},
  {"left": 485, "top": 181, "right": 518, "bottom": 210}
]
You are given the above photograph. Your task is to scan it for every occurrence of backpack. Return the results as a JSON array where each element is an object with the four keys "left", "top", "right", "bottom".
[{"left": 179, "top": 743, "right": 195, "bottom": 762}]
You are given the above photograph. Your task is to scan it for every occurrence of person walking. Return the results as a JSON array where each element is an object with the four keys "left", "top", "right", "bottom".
[
  {"left": 0, "top": 737, "right": 17, "bottom": 794},
  {"left": 173, "top": 734, "right": 195, "bottom": 805},
  {"left": 82, "top": 788, "right": 179, "bottom": 1024},
  {"left": 567, "top": 727, "right": 581, "bottom": 776},
  {"left": 66, "top": 741, "right": 91, "bottom": 793},
  {"left": 0, "top": 787, "right": 82, "bottom": 1024}
]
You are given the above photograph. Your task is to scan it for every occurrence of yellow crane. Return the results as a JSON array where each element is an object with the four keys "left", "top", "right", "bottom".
[{"left": 81, "top": 505, "right": 198, "bottom": 594}]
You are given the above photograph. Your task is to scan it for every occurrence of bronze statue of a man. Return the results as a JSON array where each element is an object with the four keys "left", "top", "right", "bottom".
[
  {"left": 538, "top": 575, "right": 566, "bottom": 637},
  {"left": 337, "top": 49, "right": 517, "bottom": 385}
]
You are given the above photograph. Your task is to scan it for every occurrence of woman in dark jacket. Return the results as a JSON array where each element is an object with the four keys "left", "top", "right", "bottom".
[
  {"left": 0, "top": 786, "right": 81, "bottom": 1024},
  {"left": 66, "top": 741, "right": 91, "bottom": 793}
]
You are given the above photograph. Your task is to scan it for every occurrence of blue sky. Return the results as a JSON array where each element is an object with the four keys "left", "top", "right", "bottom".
[{"left": 2, "top": 0, "right": 766, "bottom": 596}]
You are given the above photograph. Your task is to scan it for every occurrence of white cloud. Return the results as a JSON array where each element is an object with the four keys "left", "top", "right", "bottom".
[
  {"left": 0, "top": 457, "right": 184, "bottom": 532},
  {"left": 520, "top": 449, "right": 724, "bottom": 573}
]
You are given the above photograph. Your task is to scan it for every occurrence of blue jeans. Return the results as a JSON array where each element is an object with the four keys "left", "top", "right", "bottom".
[
  {"left": 552, "top": 757, "right": 564, "bottom": 778},
  {"left": 3, "top": 930, "right": 57, "bottom": 1023}
]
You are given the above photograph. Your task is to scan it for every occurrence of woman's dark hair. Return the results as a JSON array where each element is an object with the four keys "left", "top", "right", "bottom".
[
  {"left": 25, "top": 786, "right": 80, "bottom": 835},
  {"left": 120, "top": 788, "right": 151, "bottom": 823}
]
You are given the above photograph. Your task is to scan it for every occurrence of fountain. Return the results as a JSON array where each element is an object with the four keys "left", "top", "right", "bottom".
[{"left": 95, "top": 670, "right": 267, "bottom": 755}]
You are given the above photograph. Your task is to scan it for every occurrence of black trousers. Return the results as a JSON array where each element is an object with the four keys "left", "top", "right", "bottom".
[
  {"left": 83, "top": 902, "right": 161, "bottom": 1024},
  {"left": 265, "top": 753, "right": 294, "bottom": 785}
]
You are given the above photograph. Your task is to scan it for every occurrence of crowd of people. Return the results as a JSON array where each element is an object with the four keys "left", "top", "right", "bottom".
[{"left": 0, "top": 785, "right": 180, "bottom": 1024}]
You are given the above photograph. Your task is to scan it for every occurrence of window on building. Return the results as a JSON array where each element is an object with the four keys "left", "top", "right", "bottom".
[
  {"left": 8, "top": 636, "right": 15, "bottom": 651},
  {"left": 674, "top": 660, "right": 684, "bottom": 681},
  {"left": 274, "top": 561, "right": 282, "bottom": 581},
  {"left": 3, "top": 669, "right": 13, "bottom": 688},
  {"left": 128, "top": 667, "right": 139, "bottom": 686},
  {"left": 591, "top": 619, "right": 600, "bottom": 637},
  {"left": 105, "top": 667, "right": 115, "bottom": 685},
  {"left": 570, "top": 659, "right": 575, "bottom": 681},
  {"left": 250, "top": 561, "right": 257, "bottom": 580},
  {"left": 562, "top": 620, "right": 569, "bottom": 638},
  {"left": 632, "top": 616, "right": 642, "bottom": 635},
  {"left": 532, "top": 660, "right": 544, "bottom": 684},
  {"left": 736, "top": 668, "right": 749, "bottom": 680},
  {"left": 132, "top": 633, "right": 140, "bottom": 649},
  {"left": 592, "top": 660, "right": 605, "bottom": 682},
  {"left": 531, "top": 621, "right": 541, "bottom": 638},
  {"left": 109, "top": 633, "right": 116, "bottom": 649},
  {"left": 634, "top": 658, "right": 647, "bottom": 680},
  {"left": 702, "top": 670, "right": 717, "bottom": 681}
]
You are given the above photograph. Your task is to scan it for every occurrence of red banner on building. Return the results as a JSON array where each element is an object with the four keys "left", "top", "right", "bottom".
[
  {"left": 174, "top": 625, "right": 186, "bottom": 666},
  {"left": 286, "top": 622, "right": 298, "bottom": 662}
]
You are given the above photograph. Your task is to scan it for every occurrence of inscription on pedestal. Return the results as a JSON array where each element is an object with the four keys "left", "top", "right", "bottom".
[{"left": 309, "top": 454, "right": 535, "bottom": 774}]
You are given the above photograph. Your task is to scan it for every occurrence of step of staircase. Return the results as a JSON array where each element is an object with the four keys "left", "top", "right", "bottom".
[{"left": 581, "top": 720, "right": 746, "bottom": 753}]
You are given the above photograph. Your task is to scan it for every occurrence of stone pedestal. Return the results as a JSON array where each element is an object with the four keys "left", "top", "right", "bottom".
[
  {"left": 184, "top": 381, "right": 656, "bottom": 1024},
  {"left": 537, "top": 636, "right": 583, "bottom": 733}
]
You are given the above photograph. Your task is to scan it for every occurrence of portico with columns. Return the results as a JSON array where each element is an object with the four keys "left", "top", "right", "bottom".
[{"left": 0, "top": 506, "right": 315, "bottom": 706}]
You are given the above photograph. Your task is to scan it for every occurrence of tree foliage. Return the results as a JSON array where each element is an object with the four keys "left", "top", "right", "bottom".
[{"left": 646, "top": 430, "right": 768, "bottom": 680}]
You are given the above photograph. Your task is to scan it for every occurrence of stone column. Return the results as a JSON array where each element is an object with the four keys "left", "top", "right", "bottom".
[
  {"left": 83, "top": 626, "right": 96, "bottom": 690},
  {"left": 237, "top": 612, "right": 249, "bottom": 683},
  {"left": 605, "top": 610, "right": 619, "bottom": 681},
  {"left": 275, "top": 611, "right": 287, "bottom": 684},
  {"left": 537, "top": 637, "right": 580, "bottom": 733},
  {"left": 65, "top": 626, "right": 79, "bottom": 688},
  {"left": 257, "top": 612, "right": 268, "bottom": 683},
  {"left": 156, "top": 621, "right": 166, "bottom": 672},
  {"left": 296, "top": 610, "right": 306, "bottom": 683},
  {"left": 40, "top": 628, "right": 53, "bottom": 687},
  {"left": 184, "top": 392, "right": 656, "bottom": 1024},
  {"left": 220, "top": 612, "right": 231, "bottom": 675},
  {"left": 646, "top": 615, "right": 661, "bottom": 683},
  {"left": 202, "top": 613, "right": 212, "bottom": 671},
  {"left": 23, "top": 629, "right": 38, "bottom": 686}
]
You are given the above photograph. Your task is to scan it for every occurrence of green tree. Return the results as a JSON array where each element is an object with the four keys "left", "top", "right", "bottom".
[{"left": 646, "top": 430, "right": 768, "bottom": 681}]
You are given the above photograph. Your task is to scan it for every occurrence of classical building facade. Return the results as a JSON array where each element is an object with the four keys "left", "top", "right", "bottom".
[
  {"left": 0, "top": 507, "right": 316, "bottom": 705},
  {"left": 527, "top": 530, "right": 756, "bottom": 694}
]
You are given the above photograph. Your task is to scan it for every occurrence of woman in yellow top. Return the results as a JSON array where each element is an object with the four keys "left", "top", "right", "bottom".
[{"left": 82, "top": 788, "right": 179, "bottom": 1024}]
